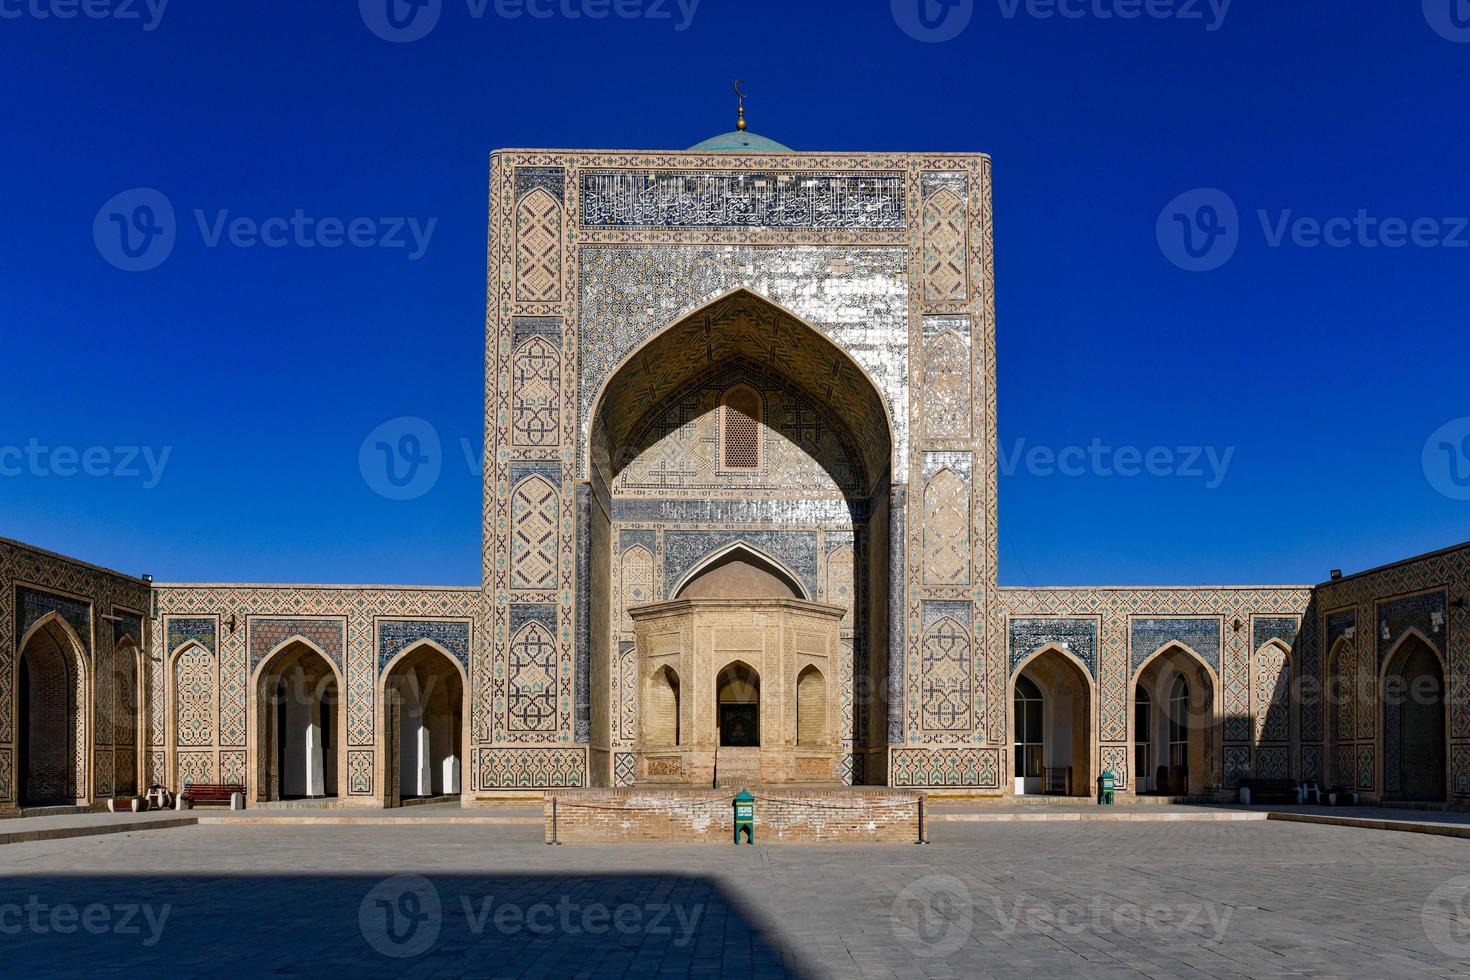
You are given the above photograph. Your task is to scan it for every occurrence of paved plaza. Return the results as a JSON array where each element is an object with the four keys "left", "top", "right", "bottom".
[{"left": 3, "top": 818, "right": 1470, "bottom": 977}]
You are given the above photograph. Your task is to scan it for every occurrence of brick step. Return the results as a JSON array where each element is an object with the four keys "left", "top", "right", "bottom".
[{"left": 713, "top": 748, "right": 761, "bottom": 789}]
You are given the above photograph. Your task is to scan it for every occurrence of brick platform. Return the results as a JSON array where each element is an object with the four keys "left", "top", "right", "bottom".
[{"left": 544, "top": 788, "right": 926, "bottom": 844}]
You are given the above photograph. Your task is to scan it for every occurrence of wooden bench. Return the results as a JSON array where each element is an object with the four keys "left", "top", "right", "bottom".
[
  {"left": 1239, "top": 778, "right": 1298, "bottom": 804},
  {"left": 179, "top": 782, "right": 245, "bottom": 809}
]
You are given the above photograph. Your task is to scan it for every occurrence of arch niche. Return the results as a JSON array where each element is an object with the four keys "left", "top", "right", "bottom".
[
  {"left": 252, "top": 640, "right": 345, "bottom": 802},
  {"left": 1381, "top": 631, "right": 1447, "bottom": 803},
  {"left": 1009, "top": 646, "right": 1093, "bottom": 798},
  {"left": 381, "top": 643, "right": 467, "bottom": 807},
  {"left": 1132, "top": 645, "right": 1218, "bottom": 797},
  {"left": 591, "top": 289, "right": 894, "bottom": 788},
  {"left": 15, "top": 615, "right": 88, "bottom": 807}
]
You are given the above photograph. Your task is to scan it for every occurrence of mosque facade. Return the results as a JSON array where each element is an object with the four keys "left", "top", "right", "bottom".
[{"left": 2, "top": 130, "right": 1465, "bottom": 810}]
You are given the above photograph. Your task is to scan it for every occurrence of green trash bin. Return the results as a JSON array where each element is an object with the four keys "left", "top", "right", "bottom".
[
  {"left": 733, "top": 790, "right": 755, "bottom": 845},
  {"left": 1097, "top": 771, "right": 1116, "bottom": 806}
]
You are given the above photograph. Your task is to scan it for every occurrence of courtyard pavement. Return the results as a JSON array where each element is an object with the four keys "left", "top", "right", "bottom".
[{"left": 4, "top": 818, "right": 1470, "bottom": 977}]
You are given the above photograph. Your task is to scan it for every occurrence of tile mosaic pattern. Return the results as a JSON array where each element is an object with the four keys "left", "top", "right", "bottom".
[
  {"left": 376, "top": 619, "right": 471, "bottom": 674},
  {"left": 1007, "top": 618, "right": 1099, "bottom": 678}
]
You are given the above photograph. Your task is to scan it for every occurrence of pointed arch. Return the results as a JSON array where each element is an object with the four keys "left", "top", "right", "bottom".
[
  {"left": 1254, "top": 639, "right": 1292, "bottom": 745},
  {"left": 671, "top": 542, "right": 809, "bottom": 601},
  {"left": 1009, "top": 644, "right": 1094, "bottom": 797},
  {"left": 645, "top": 664, "right": 681, "bottom": 748},
  {"left": 506, "top": 619, "right": 558, "bottom": 734},
  {"left": 251, "top": 637, "right": 346, "bottom": 803},
  {"left": 380, "top": 641, "right": 468, "bottom": 806},
  {"left": 1379, "top": 626, "right": 1448, "bottom": 685},
  {"left": 585, "top": 286, "right": 896, "bottom": 483},
  {"left": 515, "top": 187, "right": 562, "bottom": 303},
  {"left": 1131, "top": 641, "right": 1222, "bottom": 690},
  {"left": 511, "top": 333, "right": 561, "bottom": 448},
  {"left": 14, "top": 613, "right": 88, "bottom": 806},
  {"left": 796, "top": 665, "right": 828, "bottom": 747},
  {"left": 620, "top": 544, "right": 655, "bottom": 633}
]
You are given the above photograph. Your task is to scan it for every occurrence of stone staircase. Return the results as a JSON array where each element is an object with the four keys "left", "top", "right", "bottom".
[{"left": 713, "top": 748, "right": 761, "bottom": 789}]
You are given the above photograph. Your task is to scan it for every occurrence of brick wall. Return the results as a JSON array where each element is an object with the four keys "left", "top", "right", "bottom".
[{"left": 545, "top": 788, "right": 925, "bottom": 844}]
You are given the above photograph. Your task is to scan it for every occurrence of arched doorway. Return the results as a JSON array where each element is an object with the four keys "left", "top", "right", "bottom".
[
  {"left": 1011, "top": 648, "right": 1092, "bottom": 797},
  {"left": 588, "top": 289, "right": 895, "bottom": 787},
  {"left": 717, "top": 663, "right": 760, "bottom": 748},
  {"left": 255, "top": 642, "right": 342, "bottom": 802},
  {"left": 1383, "top": 634, "right": 1446, "bottom": 802},
  {"left": 796, "top": 666, "right": 827, "bottom": 747},
  {"left": 16, "top": 617, "right": 86, "bottom": 807},
  {"left": 1133, "top": 645, "right": 1216, "bottom": 796},
  {"left": 1326, "top": 636, "right": 1354, "bottom": 789},
  {"left": 383, "top": 645, "right": 465, "bottom": 807},
  {"left": 113, "top": 638, "right": 141, "bottom": 796}
]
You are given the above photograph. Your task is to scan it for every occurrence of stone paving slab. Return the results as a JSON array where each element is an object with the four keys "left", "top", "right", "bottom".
[{"left": 2, "top": 818, "right": 1470, "bottom": 976}]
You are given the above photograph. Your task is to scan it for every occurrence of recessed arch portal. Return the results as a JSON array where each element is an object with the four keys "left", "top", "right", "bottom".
[
  {"left": 1009, "top": 645, "right": 1093, "bottom": 797},
  {"left": 591, "top": 287, "right": 895, "bottom": 787},
  {"left": 253, "top": 639, "right": 344, "bottom": 802},
  {"left": 381, "top": 642, "right": 466, "bottom": 807},
  {"left": 1131, "top": 644, "right": 1218, "bottom": 797},
  {"left": 1382, "top": 632, "right": 1447, "bottom": 802},
  {"left": 16, "top": 615, "right": 87, "bottom": 806}
]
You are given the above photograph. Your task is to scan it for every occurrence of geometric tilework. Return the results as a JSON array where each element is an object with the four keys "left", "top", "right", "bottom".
[
  {"left": 1377, "top": 591, "right": 1447, "bottom": 666},
  {"left": 889, "top": 748, "right": 1000, "bottom": 789},
  {"left": 1130, "top": 619, "right": 1221, "bottom": 674},
  {"left": 922, "top": 179, "right": 968, "bottom": 302},
  {"left": 173, "top": 645, "right": 214, "bottom": 747},
  {"left": 510, "top": 476, "right": 559, "bottom": 591},
  {"left": 167, "top": 617, "right": 216, "bottom": 655},
  {"left": 1255, "top": 641, "right": 1291, "bottom": 744},
  {"left": 512, "top": 332, "right": 561, "bottom": 449},
  {"left": 377, "top": 619, "right": 471, "bottom": 674},
  {"left": 476, "top": 747, "right": 585, "bottom": 789},
  {"left": 248, "top": 619, "right": 345, "bottom": 675},
  {"left": 515, "top": 188, "right": 562, "bottom": 303},
  {"left": 920, "top": 614, "right": 972, "bottom": 733},
  {"left": 506, "top": 620, "right": 557, "bottom": 733},
  {"left": 1252, "top": 616, "right": 1299, "bottom": 652},
  {"left": 922, "top": 468, "right": 969, "bottom": 587},
  {"left": 1008, "top": 618, "right": 1097, "bottom": 678},
  {"left": 921, "top": 318, "right": 971, "bottom": 440},
  {"left": 16, "top": 585, "right": 92, "bottom": 655}
]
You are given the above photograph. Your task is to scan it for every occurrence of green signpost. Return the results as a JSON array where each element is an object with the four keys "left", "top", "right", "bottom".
[{"left": 733, "top": 790, "right": 755, "bottom": 844}]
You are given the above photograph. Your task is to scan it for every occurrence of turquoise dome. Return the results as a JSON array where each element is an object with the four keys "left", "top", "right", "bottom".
[{"left": 688, "top": 130, "right": 792, "bottom": 153}]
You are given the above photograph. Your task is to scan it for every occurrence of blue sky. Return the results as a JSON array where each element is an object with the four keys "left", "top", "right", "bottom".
[{"left": 1, "top": 0, "right": 1466, "bottom": 587}]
